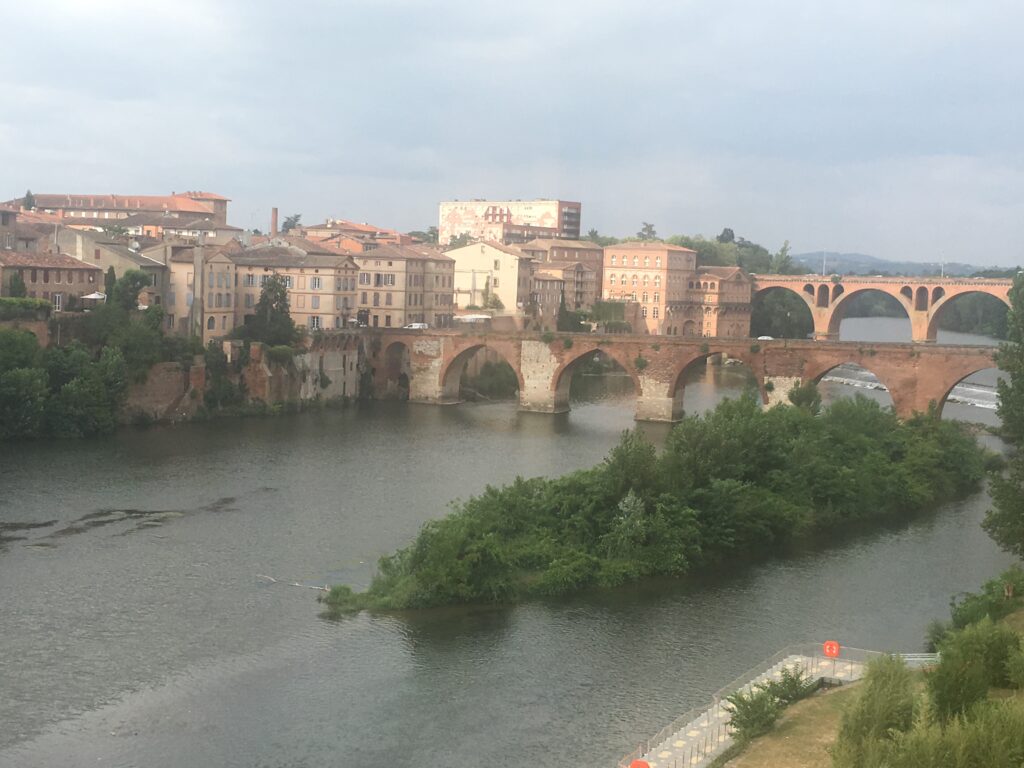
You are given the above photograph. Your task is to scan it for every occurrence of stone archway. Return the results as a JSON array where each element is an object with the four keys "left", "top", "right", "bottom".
[
  {"left": 439, "top": 343, "right": 524, "bottom": 403},
  {"left": 825, "top": 288, "right": 913, "bottom": 339},
  {"left": 806, "top": 360, "right": 896, "bottom": 412},
  {"left": 936, "top": 366, "right": 1004, "bottom": 420},
  {"left": 547, "top": 345, "right": 642, "bottom": 415},
  {"left": 378, "top": 341, "right": 411, "bottom": 399},
  {"left": 665, "top": 351, "right": 765, "bottom": 420},
  {"left": 925, "top": 290, "right": 1011, "bottom": 342}
]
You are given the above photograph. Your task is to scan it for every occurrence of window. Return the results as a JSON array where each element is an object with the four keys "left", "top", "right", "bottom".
[
  {"left": 311, "top": 295, "right": 320, "bottom": 309},
  {"left": 53, "top": 293, "right": 63, "bottom": 311},
  {"left": 644, "top": 256, "right": 649, "bottom": 267},
  {"left": 42, "top": 269, "right": 49, "bottom": 284},
  {"left": 359, "top": 273, "right": 370, "bottom": 285},
  {"left": 385, "top": 315, "right": 391, "bottom": 327},
  {"left": 260, "top": 274, "right": 270, "bottom": 287},
  {"left": 654, "top": 276, "right": 661, "bottom": 287},
  {"left": 632, "top": 256, "right": 638, "bottom": 266},
  {"left": 245, "top": 294, "right": 253, "bottom": 308},
  {"left": 372, "top": 293, "right": 380, "bottom": 306},
  {"left": 94, "top": 248, "right": 101, "bottom": 261},
  {"left": 385, "top": 292, "right": 392, "bottom": 306},
  {"left": 494, "top": 259, "right": 501, "bottom": 270},
  {"left": 310, "top": 316, "right": 322, "bottom": 330},
  {"left": 221, "top": 316, "right": 227, "bottom": 330},
  {"left": 609, "top": 275, "right": 616, "bottom": 285},
  {"left": 631, "top": 275, "right": 637, "bottom": 286},
  {"left": 654, "top": 292, "right": 660, "bottom": 303},
  {"left": 610, "top": 255, "right": 617, "bottom": 265},
  {"left": 207, "top": 317, "right": 215, "bottom": 330},
  {"left": 186, "top": 293, "right": 193, "bottom": 306},
  {"left": 282, "top": 276, "right": 293, "bottom": 288},
  {"left": 384, "top": 273, "right": 395, "bottom": 286},
  {"left": 653, "top": 307, "right": 659, "bottom": 318},
  {"left": 631, "top": 292, "right": 637, "bottom": 301},
  {"left": 55, "top": 271, "right": 62, "bottom": 284},
  {"left": 656, "top": 257, "right": 661, "bottom": 267},
  {"left": 245, "top": 274, "right": 256, "bottom": 287},
  {"left": 361, "top": 291, "right": 367, "bottom": 304},
  {"left": 493, "top": 278, "right": 499, "bottom": 288},
  {"left": 642, "top": 292, "right": 648, "bottom": 303}
]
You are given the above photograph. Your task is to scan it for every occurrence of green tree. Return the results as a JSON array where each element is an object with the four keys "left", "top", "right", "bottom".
[
  {"left": 281, "top": 213, "right": 302, "bottom": 233},
  {"left": 8, "top": 272, "right": 27, "bottom": 298},
  {"left": 788, "top": 381, "right": 822, "bottom": 414},
  {"left": 0, "top": 328, "right": 39, "bottom": 372},
  {"left": 0, "top": 367, "right": 48, "bottom": 439},
  {"left": 241, "top": 275, "right": 298, "bottom": 346},
  {"left": 111, "top": 270, "right": 152, "bottom": 311},
  {"left": 585, "top": 228, "right": 620, "bottom": 247},
  {"left": 104, "top": 266, "right": 116, "bottom": 298},
  {"left": 22, "top": 189, "right": 35, "bottom": 210},
  {"left": 448, "top": 233, "right": 473, "bottom": 248},
  {"left": 717, "top": 227, "right": 735, "bottom": 244},
  {"left": 769, "top": 240, "right": 795, "bottom": 274},
  {"left": 100, "top": 223, "right": 129, "bottom": 239},
  {"left": 985, "top": 271, "right": 1024, "bottom": 556},
  {"left": 636, "top": 222, "right": 658, "bottom": 241}
]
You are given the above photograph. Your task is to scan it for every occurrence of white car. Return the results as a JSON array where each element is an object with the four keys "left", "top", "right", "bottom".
[
  {"left": 757, "top": 335, "right": 774, "bottom": 341},
  {"left": 404, "top": 322, "right": 429, "bottom": 330}
]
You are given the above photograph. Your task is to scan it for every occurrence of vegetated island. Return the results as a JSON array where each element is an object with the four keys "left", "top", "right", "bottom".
[{"left": 321, "top": 393, "right": 988, "bottom": 616}]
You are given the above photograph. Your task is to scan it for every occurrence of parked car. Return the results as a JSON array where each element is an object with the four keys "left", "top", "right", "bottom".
[
  {"left": 404, "top": 322, "right": 429, "bottom": 330},
  {"left": 757, "top": 335, "right": 774, "bottom": 340}
]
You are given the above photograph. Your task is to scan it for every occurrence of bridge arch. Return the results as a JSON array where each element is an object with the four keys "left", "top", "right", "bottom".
[
  {"left": 439, "top": 343, "right": 524, "bottom": 402},
  {"left": 549, "top": 345, "right": 642, "bottom": 413},
  {"left": 804, "top": 360, "right": 896, "bottom": 411},
  {"left": 378, "top": 340, "right": 411, "bottom": 399},
  {"left": 936, "top": 366, "right": 1004, "bottom": 420},
  {"left": 825, "top": 287, "right": 913, "bottom": 338},
  {"left": 925, "top": 289, "right": 1010, "bottom": 342},
  {"left": 750, "top": 285, "right": 815, "bottom": 339},
  {"left": 667, "top": 351, "right": 766, "bottom": 418}
]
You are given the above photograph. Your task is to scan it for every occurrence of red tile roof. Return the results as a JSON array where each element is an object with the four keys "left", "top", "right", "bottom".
[{"left": 23, "top": 194, "right": 215, "bottom": 215}]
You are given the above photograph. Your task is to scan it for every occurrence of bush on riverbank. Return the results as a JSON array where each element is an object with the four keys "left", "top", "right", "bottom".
[{"left": 322, "top": 395, "right": 985, "bottom": 614}]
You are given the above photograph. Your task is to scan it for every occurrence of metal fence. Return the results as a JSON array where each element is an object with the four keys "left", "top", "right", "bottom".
[{"left": 615, "top": 643, "right": 928, "bottom": 768}]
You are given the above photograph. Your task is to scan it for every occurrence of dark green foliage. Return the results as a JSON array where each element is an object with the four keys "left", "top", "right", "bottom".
[
  {"left": 725, "top": 686, "right": 781, "bottom": 741},
  {"left": 0, "top": 367, "right": 48, "bottom": 439},
  {"left": 104, "top": 266, "right": 116, "bottom": 298},
  {"left": 949, "top": 566, "right": 1024, "bottom": 628},
  {"left": 326, "top": 396, "right": 984, "bottom": 613},
  {"left": 462, "top": 360, "right": 518, "bottom": 398},
  {"left": 111, "top": 269, "right": 151, "bottom": 311},
  {"left": 750, "top": 289, "right": 814, "bottom": 339},
  {"left": 22, "top": 189, "right": 35, "bottom": 210},
  {"left": 636, "top": 222, "right": 658, "bottom": 241},
  {"left": 203, "top": 343, "right": 243, "bottom": 409},
  {"left": 1007, "top": 646, "right": 1024, "bottom": 688},
  {"left": 929, "top": 618, "right": 1020, "bottom": 715},
  {"left": 234, "top": 276, "right": 298, "bottom": 347},
  {"left": 832, "top": 655, "right": 915, "bottom": 767},
  {"left": 0, "top": 328, "right": 40, "bottom": 371},
  {"left": 8, "top": 271, "right": 27, "bottom": 298},
  {"left": 0, "top": 297, "right": 51, "bottom": 320},
  {"left": 788, "top": 381, "right": 822, "bottom": 414},
  {"left": 281, "top": 213, "right": 301, "bottom": 233},
  {"left": 760, "top": 664, "right": 818, "bottom": 705},
  {"left": 936, "top": 293, "right": 1008, "bottom": 339},
  {"left": 266, "top": 345, "right": 296, "bottom": 367}
]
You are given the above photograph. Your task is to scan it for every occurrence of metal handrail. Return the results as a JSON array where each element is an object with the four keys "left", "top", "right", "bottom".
[{"left": 615, "top": 643, "right": 891, "bottom": 768}]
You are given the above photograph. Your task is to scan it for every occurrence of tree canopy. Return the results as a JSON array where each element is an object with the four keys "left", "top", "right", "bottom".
[
  {"left": 234, "top": 274, "right": 298, "bottom": 346},
  {"left": 281, "top": 213, "right": 302, "bottom": 233}
]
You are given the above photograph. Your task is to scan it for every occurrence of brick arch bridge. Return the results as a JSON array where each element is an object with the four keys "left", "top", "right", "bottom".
[
  {"left": 360, "top": 330, "right": 998, "bottom": 422},
  {"left": 752, "top": 275, "right": 1012, "bottom": 343}
]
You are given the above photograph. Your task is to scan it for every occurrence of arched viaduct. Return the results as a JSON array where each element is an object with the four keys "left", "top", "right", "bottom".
[
  {"left": 751, "top": 275, "right": 1012, "bottom": 343},
  {"left": 359, "top": 329, "right": 998, "bottom": 422}
]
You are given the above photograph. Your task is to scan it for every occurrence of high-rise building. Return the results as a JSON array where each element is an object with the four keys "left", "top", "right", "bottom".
[{"left": 438, "top": 199, "right": 581, "bottom": 246}]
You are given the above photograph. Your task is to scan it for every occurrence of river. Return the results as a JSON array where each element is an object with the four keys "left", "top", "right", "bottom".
[{"left": 0, "top": 318, "right": 1015, "bottom": 768}]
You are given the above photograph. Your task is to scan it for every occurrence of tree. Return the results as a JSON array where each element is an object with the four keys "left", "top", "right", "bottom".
[
  {"left": 101, "top": 224, "right": 129, "bottom": 239},
  {"left": 22, "top": 189, "right": 35, "bottom": 210},
  {"left": 717, "top": 227, "right": 735, "bottom": 244},
  {"left": 281, "top": 214, "right": 302, "bottom": 233},
  {"left": 111, "top": 269, "right": 152, "bottom": 311},
  {"left": 636, "top": 222, "right": 658, "bottom": 241},
  {"left": 0, "top": 367, "right": 48, "bottom": 439},
  {"left": 408, "top": 227, "right": 439, "bottom": 244},
  {"left": 769, "top": 240, "right": 795, "bottom": 274},
  {"left": 448, "top": 233, "right": 473, "bottom": 249},
  {"left": 0, "top": 328, "right": 39, "bottom": 372},
  {"left": 241, "top": 274, "right": 298, "bottom": 346},
  {"left": 585, "top": 228, "right": 620, "bottom": 247},
  {"left": 8, "top": 272, "right": 27, "bottom": 298},
  {"left": 104, "top": 266, "right": 116, "bottom": 298},
  {"left": 985, "top": 271, "right": 1024, "bottom": 556}
]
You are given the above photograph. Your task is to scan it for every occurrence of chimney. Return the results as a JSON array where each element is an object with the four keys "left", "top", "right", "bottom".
[{"left": 271, "top": 207, "right": 278, "bottom": 236}]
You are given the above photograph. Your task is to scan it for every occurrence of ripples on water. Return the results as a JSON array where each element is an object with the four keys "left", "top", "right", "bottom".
[{"left": 0, "top": 318, "right": 1014, "bottom": 768}]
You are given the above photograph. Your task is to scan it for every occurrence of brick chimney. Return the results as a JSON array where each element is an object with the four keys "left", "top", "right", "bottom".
[{"left": 271, "top": 207, "right": 278, "bottom": 236}]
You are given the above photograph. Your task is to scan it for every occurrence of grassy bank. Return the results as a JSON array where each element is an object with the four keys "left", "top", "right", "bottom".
[{"left": 322, "top": 395, "right": 987, "bottom": 615}]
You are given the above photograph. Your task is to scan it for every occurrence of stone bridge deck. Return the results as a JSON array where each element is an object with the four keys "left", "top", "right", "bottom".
[{"left": 356, "top": 330, "right": 998, "bottom": 421}]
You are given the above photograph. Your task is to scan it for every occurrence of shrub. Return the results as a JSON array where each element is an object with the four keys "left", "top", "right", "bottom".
[
  {"left": 540, "top": 331, "right": 555, "bottom": 344},
  {"left": 0, "top": 297, "right": 51, "bottom": 321},
  {"left": 750, "top": 343, "right": 761, "bottom": 353},
  {"left": 761, "top": 664, "right": 817, "bottom": 705},
  {"left": 562, "top": 336, "right": 573, "bottom": 349},
  {"left": 725, "top": 686, "right": 781, "bottom": 741},
  {"left": 832, "top": 655, "right": 914, "bottom": 766},
  {"left": 950, "top": 566, "right": 1024, "bottom": 628},
  {"left": 634, "top": 355, "right": 648, "bottom": 371},
  {"left": 266, "top": 345, "right": 296, "bottom": 366},
  {"left": 1006, "top": 646, "right": 1024, "bottom": 689}
]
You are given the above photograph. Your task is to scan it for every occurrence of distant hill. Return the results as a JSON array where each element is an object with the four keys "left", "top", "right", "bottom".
[{"left": 791, "top": 252, "right": 996, "bottom": 277}]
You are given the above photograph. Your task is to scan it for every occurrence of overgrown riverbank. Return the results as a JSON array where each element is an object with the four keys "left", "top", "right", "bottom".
[{"left": 322, "top": 395, "right": 988, "bottom": 615}]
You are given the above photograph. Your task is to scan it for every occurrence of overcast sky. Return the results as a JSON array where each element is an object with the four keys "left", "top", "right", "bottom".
[{"left": 2, "top": 0, "right": 1022, "bottom": 264}]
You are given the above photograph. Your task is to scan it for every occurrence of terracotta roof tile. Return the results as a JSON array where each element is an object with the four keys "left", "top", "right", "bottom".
[{"left": 0, "top": 251, "right": 103, "bottom": 270}]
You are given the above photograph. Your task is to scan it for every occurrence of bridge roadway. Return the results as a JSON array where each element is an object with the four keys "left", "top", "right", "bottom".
[{"left": 362, "top": 329, "right": 997, "bottom": 422}]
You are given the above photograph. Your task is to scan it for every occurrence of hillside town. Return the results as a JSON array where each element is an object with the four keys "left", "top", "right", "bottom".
[{"left": 0, "top": 191, "right": 753, "bottom": 341}]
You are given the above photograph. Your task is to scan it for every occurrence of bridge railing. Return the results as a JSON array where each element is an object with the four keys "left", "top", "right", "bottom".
[{"left": 614, "top": 643, "right": 907, "bottom": 768}]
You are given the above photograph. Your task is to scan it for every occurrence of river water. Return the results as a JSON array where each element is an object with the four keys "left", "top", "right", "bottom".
[{"left": 0, "top": 318, "right": 1015, "bottom": 768}]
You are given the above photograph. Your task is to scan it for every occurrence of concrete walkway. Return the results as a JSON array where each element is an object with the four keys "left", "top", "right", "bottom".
[{"left": 625, "top": 653, "right": 868, "bottom": 768}]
